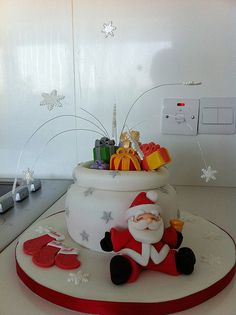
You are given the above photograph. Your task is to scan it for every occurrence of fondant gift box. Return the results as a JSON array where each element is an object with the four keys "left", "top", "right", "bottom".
[
  {"left": 93, "top": 137, "right": 117, "bottom": 163},
  {"left": 110, "top": 148, "right": 141, "bottom": 171},
  {"left": 140, "top": 142, "right": 171, "bottom": 171}
]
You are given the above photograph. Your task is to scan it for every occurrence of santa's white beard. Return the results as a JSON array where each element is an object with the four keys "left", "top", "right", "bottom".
[{"left": 128, "top": 218, "right": 164, "bottom": 244}]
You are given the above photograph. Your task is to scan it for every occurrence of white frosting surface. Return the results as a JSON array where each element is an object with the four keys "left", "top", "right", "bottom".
[{"left": 73, "top": 162, "right": 169, "bottom": 191}]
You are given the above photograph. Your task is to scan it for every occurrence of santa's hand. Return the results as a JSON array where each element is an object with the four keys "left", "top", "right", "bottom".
[
  {"left": 175, "top": 232, "right": 183, "bottom": 249},
  {"left": 100, "top": 232, "right": 113, "bottom": 252}
]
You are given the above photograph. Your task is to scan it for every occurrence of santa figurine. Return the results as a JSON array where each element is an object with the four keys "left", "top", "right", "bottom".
[{"left": 100, "top": 191, "right": 196, "bottom": 285}]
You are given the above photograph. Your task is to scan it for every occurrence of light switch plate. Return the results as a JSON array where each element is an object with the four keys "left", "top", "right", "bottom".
[
  {"left": 161, "top": 98, "right": 200, "bottom": 135},
  {"left": 199, "top": 98, "right": 236, "bottom": 134}
]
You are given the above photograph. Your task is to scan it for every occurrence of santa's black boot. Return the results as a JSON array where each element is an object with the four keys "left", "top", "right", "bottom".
[
  {"left": 176, "top": 247, "right": 196, "bottom": 275},
  {"left": 110, "top": 255, "right": 132, "bottom": 285}
]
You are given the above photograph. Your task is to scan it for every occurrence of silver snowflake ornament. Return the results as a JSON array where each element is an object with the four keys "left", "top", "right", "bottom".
[
  {"left": 101, "top": 211, "right": 113, "bottom": 224},
  {"left": 101, "top": 21, "right": 117, "bottom": 38},
  {"left": 40, "top": 89, "right": 65, "bottom": 111},
  {"left": 201, "top": 166, "right": 217, "bottom": 183}
]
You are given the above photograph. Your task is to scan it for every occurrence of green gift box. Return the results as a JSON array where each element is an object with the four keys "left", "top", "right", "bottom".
[
  {"left": 93, "top": 146, "right": 111, "bottom": 163},
  {"left": 93, "top": 137, "right": 117, "bottom": 163}
]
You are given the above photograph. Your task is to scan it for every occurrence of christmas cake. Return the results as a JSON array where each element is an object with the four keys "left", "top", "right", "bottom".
[
  {"left": 16, "top": 134, "right": 236, "bottom": 314},
  {"left": 65, "top": 138, "right": 177, "bottom": 252}
]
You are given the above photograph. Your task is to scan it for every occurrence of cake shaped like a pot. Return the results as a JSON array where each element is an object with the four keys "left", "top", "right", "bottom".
[{"left": 65, "top": 162, "right": 178, "bottom": 252}]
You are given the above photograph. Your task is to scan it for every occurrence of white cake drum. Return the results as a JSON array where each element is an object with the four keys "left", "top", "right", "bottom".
[
  {"left": 15, "top": 211, "right": 236, "bottom": 315},
  {"left": 66, "top": 162, "right": 178, "bottom": 251}
]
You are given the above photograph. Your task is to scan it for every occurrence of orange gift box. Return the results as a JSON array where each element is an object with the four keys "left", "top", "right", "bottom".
[{"left": 110, "top": 148, "right": 141, "bottom": 171}]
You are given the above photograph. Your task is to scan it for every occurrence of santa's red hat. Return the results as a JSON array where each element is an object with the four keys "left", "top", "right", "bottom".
[{"left": 125, "top": 191, "right": 161, "bottom": 220}]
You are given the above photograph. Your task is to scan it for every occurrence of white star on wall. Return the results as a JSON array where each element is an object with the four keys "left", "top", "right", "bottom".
[
  {"left": 201, "top": 166, "right": 217, "bottom": 183},
  {"left": 40, "top": 90, "right": 65, "bottom": 111},
  {"left": 101, "top": 21, "right": 117, "bottom": 38}
]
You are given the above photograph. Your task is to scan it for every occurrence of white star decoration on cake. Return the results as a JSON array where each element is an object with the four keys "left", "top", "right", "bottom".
[
  {"left": 101, "top": 21, "right": 117, "bottom": 38},
  {"left": 35, "top": 226, "right": 53, "bottom": 234},
  {"left": 110, "top": 171, "right": 121, "bottom": 178},
  {"left": 201, "top": 166, "right": 217, "bottom": 183},
  {"left": 202, "top": 231, "right": 222, "bottom": 241},
  {"left": 84, "top": 187, "right": 95, "bottom": 197},
  {"left": 80, "top": 230, "right": 89, "bottom": 242},
  {"left": 40, "top": 89, "right": 65, "bottom": 111},
  {"left": 23, "top": 168, "right": 34, "bottom": 184},
  {"left": 67, "top": 271, "right": 90, "bottom": 285},
  {"left": 200, "top": 254, "right": 222, "bottom": 265},
  {"left": 101, "top": 211, "right": 113, "bottom": 224}
]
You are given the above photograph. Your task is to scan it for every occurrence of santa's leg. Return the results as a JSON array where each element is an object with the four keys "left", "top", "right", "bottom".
[
  {"left": 110, "top": 255, "right": 142, "bottom": 285},
  {"left": 149, "top": 250, "right": 180, "bottom": 275},
  {"left": 149, "top": 248, "right": 196, "bottom": 275}
]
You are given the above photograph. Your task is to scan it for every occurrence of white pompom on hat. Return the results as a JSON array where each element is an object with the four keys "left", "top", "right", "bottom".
[{"left": 125, "top": 191, "right": 162, "bottom": 220}]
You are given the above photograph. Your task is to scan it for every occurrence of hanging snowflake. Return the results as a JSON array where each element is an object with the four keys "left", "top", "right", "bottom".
[
  {"left": 23, "top": 168, "right": 34, "bottom": 184},
  {"left": 40, "top": 90, "right": 65, "bottom": 111},
  {"left": 101, "top": 21, "right": 117, "bottom": 38},
  {"left": 201, "top": 166, "right": 217, "bottom": 183}
]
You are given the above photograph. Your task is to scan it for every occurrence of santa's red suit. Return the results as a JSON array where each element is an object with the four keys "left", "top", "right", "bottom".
[{"left": 110, "top": 226, "right": 180, "bottom": 283}]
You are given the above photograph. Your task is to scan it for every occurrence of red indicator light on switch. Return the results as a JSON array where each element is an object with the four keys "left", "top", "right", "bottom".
[{"left": 177, "top": 102, "right": 186, "bottom": 107}]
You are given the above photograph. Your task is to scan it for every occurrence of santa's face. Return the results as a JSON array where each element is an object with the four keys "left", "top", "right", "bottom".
[{"left": 128, "top": 212, "right": 164, "bottom": 244}]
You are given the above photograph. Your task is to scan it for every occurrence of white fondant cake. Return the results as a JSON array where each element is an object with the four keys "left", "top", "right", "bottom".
[{"left": 65, "top": 161, "right": 178, "bottom": 252}]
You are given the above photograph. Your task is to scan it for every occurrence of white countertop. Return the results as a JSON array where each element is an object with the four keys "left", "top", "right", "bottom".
[{"left": 0, "top": 186, "right": 235, "bottom": 315}]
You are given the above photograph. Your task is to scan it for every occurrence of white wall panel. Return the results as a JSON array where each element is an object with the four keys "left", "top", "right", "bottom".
[
  {"left": 73, "top": 0, "right": 236, "bottom": 186},
  {"left": 0, "top": 0, "right": 77, "bottom": 179}
]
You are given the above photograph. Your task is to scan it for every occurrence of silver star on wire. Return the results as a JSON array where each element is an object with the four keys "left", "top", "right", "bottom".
[
  {"left": 201, "top": 166, "right": 217, "bottom": 183},
  {"left": 23, "top": 168, "right": 34, "bottom": 184},
  {"left": 101, "top": 21, "right": 117, "bottom": 38},
  {"left": 101, "top": 211, "right": 113, "bottom": 224},
  {"left": 80, "top": 230, "right": 89, "bottom": 242},
  {"left": 40, "top": 89, "right": 65, "bottom": 111}
]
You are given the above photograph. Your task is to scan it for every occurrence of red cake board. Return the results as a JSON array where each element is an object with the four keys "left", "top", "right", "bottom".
[{"left": 15, "top": 212, "right": 236, "bottom": 315}]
